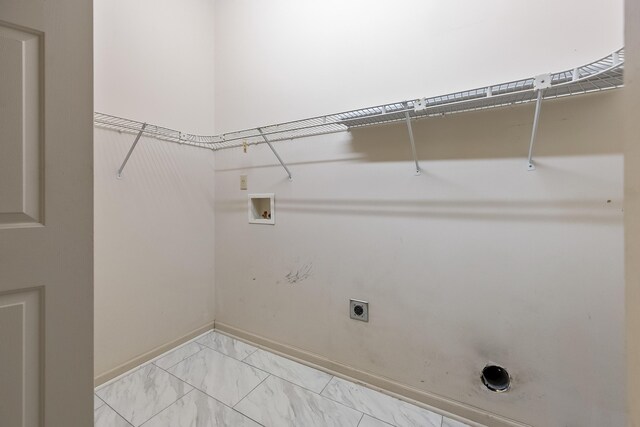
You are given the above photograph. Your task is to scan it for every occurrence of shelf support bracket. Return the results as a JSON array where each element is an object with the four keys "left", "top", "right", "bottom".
[
  {"left": 527, "top": 73, "right": 551, "bottom": 171},
  {"left": 258, "top": 128, "right": 292, "bottom": 180},
  {"left": 403, "top": 110, "right": 421, "bottom": 175},
  {"left": 117, "top": 123, "right": 147, "bottom": 178},
  {"left": 527, "top": 90, "right": 544, "bottom": 171}
]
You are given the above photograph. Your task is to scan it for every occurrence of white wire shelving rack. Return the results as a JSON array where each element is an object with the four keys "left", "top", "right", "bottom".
[{"left": 95, "top": 48, "right": 624, "bottom": 178}]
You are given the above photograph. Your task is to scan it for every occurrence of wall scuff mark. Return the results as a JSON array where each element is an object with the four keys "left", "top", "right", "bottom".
[{"left": 286, "top": 264, "right": 312, "bottom": 284}]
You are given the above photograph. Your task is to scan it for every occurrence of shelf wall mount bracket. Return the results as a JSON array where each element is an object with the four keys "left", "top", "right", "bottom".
[
  {"left": 117, "top": 122, "right": 147, "bottom": 178},
  {"left": 527, "top": 74, "right": 551, "bottom": 171},
  {"left": 258, "top": 128, "right": 293, "bottom": 180},
  {"left": 404, "top": 105, "right": 421, "bottom": 175}
]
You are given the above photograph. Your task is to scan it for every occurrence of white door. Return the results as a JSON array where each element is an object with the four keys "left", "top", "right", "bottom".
[{"left": 0, "top": 0, "right": 93, "bottom": 426}]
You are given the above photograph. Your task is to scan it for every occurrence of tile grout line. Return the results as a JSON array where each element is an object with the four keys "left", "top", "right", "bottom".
[
  {"left": 154, "top": 344, "right": 206, "bottom": 371},
  {"left": 230, "top": 373, "right": 364, "bottom": 425},
  {"left": 94, "top": 393, "right": 106, "bottom": 411},
  {"left": 319, "top": 392, "right": 379, "bottom": 419},
  {"left": 257, "top": 372, "right": 369, "bottom": 416},
  {"left": 356, "top": 412, "right": 365, "bottom": 427},
  {"left": 188, "top": 342, "right": 275, "bottom": 383},
  {"left": 156, "top": 336, "right": 256, "bottom": 374},
  {"left": 214, "top": 327, "right": 355, "bottom": 379},
  {"left": 241, "top": 346, "right": 260, "bottom": 362},
  {"left": 205, "top": 332, "right": 344, "bottom": 399},
  {"left": 129, "top": 366, "right": 195, "bottom": 427},
  {"left": 196, "top": 334, "right": 259, "bottom": 363},
  {"left": 138, "top": 389, "right": 197, "bottom": 427},
  {"left": 139, "top": 364, "right": 207, "bottom": 423},
  {"left": 319, "top": 375, "right": 334, "bottom": 395},
  {"left": 154, "top": 342, "right": 275, "bottom": 414},
  {"left": 95, "top": 397, "right": 135, "bottom": 427},
  {"left": 154, "top": 362, "right": 203, "bottom": 394},
  {"left": 199, "top": 330, "right": 260, "bottom": 361},
  {"left": 233, "top": 374, "right": 272, "bottom": 409},
  {"left": 96, "top": 380, "right": 140, "bottom": 427},
  {"left": 229, "top": 371, "right": 366, "bottom": 426},
  {"left": 238, "top": 358, "right": 332, "bottom": 395},
  {"left": 229, "top": 407, "right": 267, "bottom": 427},
  {"left": 238, "top": 347, "right": 336, "bottom": 395},
  {"left": 193, "top": 333, "right": 327, "bottom": 393},
  {"left": 369, "top": 415, "right": 400, "bottom": 427},
  {"left": 318, "top": 388, "right": 405, "bottom": 426},
  {"left": 154, "top": 360, "right": 267, "bottom": 427},
  {"left": 216, "top": 328, "right": 355, "bottom": 384},
  {"left": 213, "top": 328, "right": 260, "bottom": 349},
  {"left": 321, "top": 388, "right": 441, "bottom": 427},
  {"left": 319, "top": 377, "right": 443, "bottom": 427}
]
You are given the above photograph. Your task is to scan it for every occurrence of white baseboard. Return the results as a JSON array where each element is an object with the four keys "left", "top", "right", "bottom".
[
  {"left": 94, "top": 321, "right": 215, "bottom": 387},
  {"left": 215, "top": 322, "right": 530, "bottom": 427}
]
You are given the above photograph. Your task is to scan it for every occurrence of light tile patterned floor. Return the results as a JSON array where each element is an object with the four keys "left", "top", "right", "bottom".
[{"left": 95, "top": 330, "right": 475, "bottom": 427}]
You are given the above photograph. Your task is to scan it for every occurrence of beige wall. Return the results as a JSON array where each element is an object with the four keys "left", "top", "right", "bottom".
[
  {"left": 93, "top": 0, "right": 216, "bottom": 380},
  {"left": 94, "top": 129, "right": 216, "bottom": 379},
  {"left": 95, "top": 0, "right": 216, "bottom": 134},
  {"left": 215, "top": 94, "right": 626, "bottom": 426},
  {"left": 214, "top": 0, "right": 623, "bottom": 132},
  {"left": 214, "top": 1, "right": 626, "bottom": 425},
  {"left": 625, "top": 0, "right": 640, "bottom": 425}
]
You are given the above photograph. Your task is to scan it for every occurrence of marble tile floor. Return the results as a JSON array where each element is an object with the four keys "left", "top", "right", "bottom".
[{"left": 95, "top": 330, "right": 475, "bottom": 427}]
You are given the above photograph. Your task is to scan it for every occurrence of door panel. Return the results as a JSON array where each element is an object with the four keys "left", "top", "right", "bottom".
[
  {"left": 0, "top": 289, "right": 41, "bottom": 427},
  {"left": 0, "top": 0, "right": 93, "bottom": 426},
  {"left": 0, "top": 24, "right": 42, "bottom": 227}
]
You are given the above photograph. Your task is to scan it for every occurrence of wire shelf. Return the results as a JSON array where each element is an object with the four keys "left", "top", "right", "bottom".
[{"left": 94, "top": 48, "right": 624, "bottom": 151}]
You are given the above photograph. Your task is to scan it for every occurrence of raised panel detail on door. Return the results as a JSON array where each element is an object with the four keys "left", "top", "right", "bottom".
[
  {"left": 0, "top": 289, "right": 42, "bottom": 427},
  {"left": 0, "top": 24, "right": 42, "bottom": 228}
]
